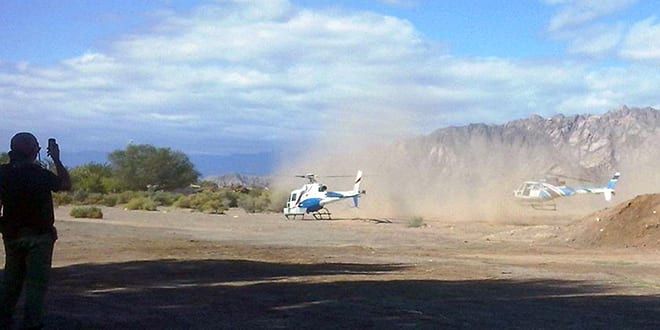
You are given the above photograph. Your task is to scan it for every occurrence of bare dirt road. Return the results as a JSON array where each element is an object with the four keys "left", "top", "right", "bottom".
[{"left": 2, "top": 206, "right": 659, "bottom": 329}]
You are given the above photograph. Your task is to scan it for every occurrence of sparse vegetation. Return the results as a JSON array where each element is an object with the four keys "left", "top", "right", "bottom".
[
  {"left": 70, "top": 206, "right": 103, "bottom": 219},
  {"left": 237, "top": 189, "right": 271, "bottom": 213},
  {"left": 150, "top": 191, "right": 181, "bottom": 207},
  {"left": 408, "top": 216, "right": 426, "bottom": 228},
  {"left": 101, "top": 194, "right": 119, "bottom": 207},
  {"left": 52, "top": 145, "right": 274, "bottom": 214},
  {"left": 53, "top": 192, "right": 73, "bottom": 207},
  {"left": 125, "top": 197, "right": 158, "bottom": 211},
  {"left": 173, "top": 191, "right": 228, "bottom": 214}
]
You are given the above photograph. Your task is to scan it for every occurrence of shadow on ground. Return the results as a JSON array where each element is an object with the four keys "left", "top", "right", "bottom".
[{"left": 6, "top": 259, "right": 659, "bottom": 329}]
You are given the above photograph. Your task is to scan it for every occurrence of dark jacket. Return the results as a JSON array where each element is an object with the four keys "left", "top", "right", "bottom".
[{"left": 0, "top": 154, "right": 63, "bottom": 240}]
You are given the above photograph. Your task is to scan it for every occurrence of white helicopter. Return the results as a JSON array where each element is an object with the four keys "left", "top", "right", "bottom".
[
  {"left": 513, "top": 172, "right": 620, "bottom": 210},
  {"left": 283, "top": 170, "right": 365, "bottom": 220}
]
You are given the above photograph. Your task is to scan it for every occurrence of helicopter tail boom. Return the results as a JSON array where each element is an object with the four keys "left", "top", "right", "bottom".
[{"left": 576, "top": 172, "right": 620, "bottom": 201}]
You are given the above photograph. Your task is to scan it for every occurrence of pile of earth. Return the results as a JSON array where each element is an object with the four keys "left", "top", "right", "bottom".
[{"left": 565, "top": 194, "right": 660, "bottom": 248}]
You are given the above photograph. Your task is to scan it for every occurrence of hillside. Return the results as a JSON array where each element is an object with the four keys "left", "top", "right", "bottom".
[
  {"left": 566, "top": 194, "right": 660, "bottom": 248},
  {"left": 205, "top": 173, "right": 271, "bottom": 188}
]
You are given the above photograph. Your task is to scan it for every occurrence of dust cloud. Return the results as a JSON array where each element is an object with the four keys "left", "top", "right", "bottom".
[{"left": 273, "top": 109, "right": 659, "bottom": 223}]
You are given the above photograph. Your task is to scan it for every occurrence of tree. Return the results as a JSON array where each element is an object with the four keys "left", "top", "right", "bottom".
[
  {"left": 70, "top": 163, "right": 121, "bottom": 193},
  {"left": 109, "top": 144, "right": 199, "bottom": 191},
  {"left": 0, "top": 152, "right": 8, "bottom": 164}
]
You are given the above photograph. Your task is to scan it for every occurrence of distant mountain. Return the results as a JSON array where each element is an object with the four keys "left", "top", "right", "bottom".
[
  {"left": 204, "top": 173, "right": 271, "bottom": 188},
  {"left": 398, "top": 106, "right": 659, "bottom": 181}
]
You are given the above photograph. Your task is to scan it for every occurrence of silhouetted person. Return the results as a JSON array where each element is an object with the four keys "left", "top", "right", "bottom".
[{"left": 0, "top": 133, "right": 71, "bottom": 329}]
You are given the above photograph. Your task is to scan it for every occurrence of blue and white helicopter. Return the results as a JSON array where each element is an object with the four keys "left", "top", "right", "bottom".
[
  {"left": 283, "top": 170, "right": 365, "bottom": 220},
  {"left": 514, "top": 172, "right": 620, "bottom": 210}
]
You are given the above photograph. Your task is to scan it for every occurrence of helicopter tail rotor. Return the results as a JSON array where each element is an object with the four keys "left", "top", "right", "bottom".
[{"left": 353, "top": 170, "right": 363, "bottom": 194}]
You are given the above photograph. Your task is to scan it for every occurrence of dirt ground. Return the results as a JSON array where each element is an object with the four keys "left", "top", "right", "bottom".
[{"left": 2, "top": 206, "right": 659, "bottom": 329}]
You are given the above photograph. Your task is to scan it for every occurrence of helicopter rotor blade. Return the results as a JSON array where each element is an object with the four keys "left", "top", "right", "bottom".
[{"left": 547, "top": 173, "right": 596, "bottom": 183}]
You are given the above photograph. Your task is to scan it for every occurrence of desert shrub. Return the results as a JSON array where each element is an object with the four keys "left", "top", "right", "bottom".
[
  {"left": 70, "top": 163, "right": 115, "bottom": 194},
  {"left": 174, "top": 195, "right": 192, "bottom": 208},
  {"left": 216, "top": 189, "right": 240, "bottom": 207},
  {"left": 201, "top": 199, "right": 225, "bottom": 214},
  {"left": 125, "top": 197, "right": 158, "bottom": 211},
  {"left": 82, "top": 193, "right": 105, "bottom": 205},
  {"left": 151, "top": 191, "right": 181, "bottom": 207},
  {"left": 238, "top": 192, "right": 270, "bottom": 213},
  {"left": 53, "top": 192, "right": 73, "bottom": 206},
  {"left": 71, "top": 190, "right": 89, "bottom": 204},
  {"left": 174, "top": 192, "right": 228, "bottom": 214},
  {"left": 101, "top": 194, "right": 119, "bottom": 207},
  {"left": 101, "top": 177, "right": 123, "bottom": 193},
  {"left": 70, "top": 206, "right": 103, "bottom": 219},
  {"left": 198, "top": 180, "right": 219, "bottom": 191},
  {"left": 117, "top": 191, "right": 145, "bottom": 204},
  {"left": 407, "top": 216, "right": 425, "bottom": 228}
]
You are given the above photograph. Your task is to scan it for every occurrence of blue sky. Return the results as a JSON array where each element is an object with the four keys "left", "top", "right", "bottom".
[{"left": 1, "top": 0, "right": 659, "bottom": 162}]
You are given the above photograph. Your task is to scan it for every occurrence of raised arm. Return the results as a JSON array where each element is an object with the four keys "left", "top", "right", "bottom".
[{"left": 47, "top": 140, "right": 72, "bottom": 191}]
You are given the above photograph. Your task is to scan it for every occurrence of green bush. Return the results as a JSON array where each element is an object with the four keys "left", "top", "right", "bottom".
[
  {"left": 125, "top": 197, "right": 158, "bottom": 211},
  {"left": 407, "top": 216, "right": 425, "bottom": 228},
  {"left": 201, "top": 199, "right": 225, "bottom": 214},
  {"left": 72, "top": 190, "right": 89, "bottom": 204},
  {"left": 82, "top": 193, "right": 105, "bottom": 205},
  {"left": 151, "top": 191, "right": 181, "bottom": 207},
  {"left": 117, "top": 191, "right": 145, "bottom": 204},
  {"left": 53, "top": 192, "right": 73, "bottom": 207},
  {"left": 174, "top": 191, "right": 228, "bottom": 214},
  {"left": 174, "top": 195, "right": 192, "bottom": 208},
  {"left": 101, "top": 194, "right": 119, "bottom": 207},
  {"left": 70, "top": 163, "right": 115, "bottom": 194},
  {"left": 237, "top": 193, "right": 270, "bottom": 213},
  {"left": 70, "top": 206, "right": 103, "bottom": 219}
]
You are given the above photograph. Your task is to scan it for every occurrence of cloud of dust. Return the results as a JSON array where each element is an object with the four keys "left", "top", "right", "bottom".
[{"left": 273, "top": 110, "right": 660, "bottom": 223}]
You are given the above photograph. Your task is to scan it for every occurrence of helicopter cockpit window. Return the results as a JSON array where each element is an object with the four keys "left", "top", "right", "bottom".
[
  {"left": 319, "top": 185, "right": 327, "bottom": 192},
  {"left": 522, "top": 183, "right": 532, "bottom": 196},
  {"left": 291, "top": 193, "right": 297, "bottom": 202}
]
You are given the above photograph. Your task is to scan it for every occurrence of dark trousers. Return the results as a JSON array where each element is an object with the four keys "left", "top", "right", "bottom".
[{"left": 0, "top": 233, "right": 55, "bottom": 329}]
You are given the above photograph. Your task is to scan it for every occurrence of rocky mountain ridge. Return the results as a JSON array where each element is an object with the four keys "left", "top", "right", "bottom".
[
  {"left": 398, "top": 106, "right": 659, "bottom": 183},
  {"left": 205, "top": 173, "right": 271, "bottom": 189}
]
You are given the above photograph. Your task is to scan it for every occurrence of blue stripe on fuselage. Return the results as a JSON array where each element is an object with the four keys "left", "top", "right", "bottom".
[
  {"left": 326, "top": 192, "right": 344, "bottom": 198},
  {"left": 560, "top": 187, "right": 575, "bottom": 196},
  {"left": 299, "top": 198, "right": 323, "bottom": 213}
]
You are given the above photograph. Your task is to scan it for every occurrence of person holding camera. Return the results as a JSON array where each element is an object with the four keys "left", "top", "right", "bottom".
[{"left": 0, "top": 132, "right": 71, "bottom": 329}]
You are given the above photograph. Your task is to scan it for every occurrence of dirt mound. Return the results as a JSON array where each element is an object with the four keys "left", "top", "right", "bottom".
[{"left": 568, "top": 194, "right": 660, "bottom": 248}]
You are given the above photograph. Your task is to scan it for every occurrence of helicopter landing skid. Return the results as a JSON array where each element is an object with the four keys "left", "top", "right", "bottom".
[
  {"left": 312, "top": 208, "right": 332, "bottom": 220},
  {"left": 531, "top": 203, "right": 557, "bottom": 211},
  {"left": 284, "top": 214, "right": 304, "bottom": 220}
]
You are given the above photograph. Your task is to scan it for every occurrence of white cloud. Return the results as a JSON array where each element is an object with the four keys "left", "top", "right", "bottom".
[
  {"left": 377, "top": 0, "right": 418, "bottom": 7},
  {"left": 1, "top": 0, "right": 659, "bottom": 155},
  {"left": 546, "top": 0, "right": 637, "bottom": 32},
  {"left": 566, "top": 23, "right": 625, "bottom": 56},
  {"left": 620, "top": 17, "right": 660, "bottom": 61}
]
